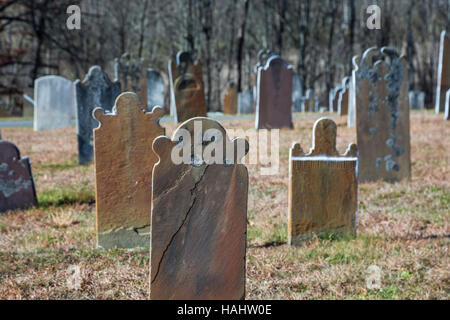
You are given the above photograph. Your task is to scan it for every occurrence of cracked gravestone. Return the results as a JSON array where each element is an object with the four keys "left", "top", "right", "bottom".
[
  {"left": 255, "top": 55, "right": 293, "bottom": 129},
  {"left": 147, "top": 68, "right": 165, "bottom": 112},
  {"left": 75, "top": 65, "right": 121, "bottom": 165},
  {"left": 355, "top": 47, "right": 411, "bottom": 182},
  {"left": 150, "top": 117, "right": 249, "bottom": 300},
  {"left": 0, "top": 140, "right": 37, "bottom": 213},
  {"left": 34, "top": 75, "right": 75, "bottom": 131},
  {"left": 338, "top": 77, "right": 350, "bottom": 116},
  {"left": 114, "top": 52, "right": 148, "bottom": 107},
  {"left": 409, "top": 91, "right": 425, "bottom": 110},
  {"left": 223, "top": 82, "right": 238, "bottom": 114},
  {"left": 168, "top": 51, "right": 207, "bottom": 122},
  {"left": 288, "top": 118, "right": 357, "bottom": 245},
  {"left": 435, "top": 31, "right": 450, "bottom": 113},
  {"left": 238, "top": 90, "right": 253, "bottom": 114},
  {"left": 93, "top": 92, "right": 165, "bottom": 249}
]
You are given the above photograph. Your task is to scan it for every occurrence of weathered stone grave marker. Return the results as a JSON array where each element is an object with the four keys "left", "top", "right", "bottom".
[
  {"left": 168, "top": 51, "right": 207, "bottom": 122},
  {"left": 0, "top": 140, "right": 37, "bottom": 213},
  {"left": 115, "top": 52, "right": 147, "bottom": 107},
  {"left": 355, "top": 47, "right": 411, "bottom": 182},
  {"left": 255, "top": 55, "right": 293, "bottom": 129},
  {"left": 338, "top": 77, "right": 350, "bottom": 116},
  {"left": 238, "top": 90, "right": 253, "bottom": 114},
  {"left": 435, "top": 31, "right": 450, "bottom": 114},
  {"left": 223, "top": 82, "right": 238, "bottom": 114},
  {"left": 288, "top": 118, "right": 357, "bottom": 245},
  {"left": 34, "top": 75, "right": 75, "bottom": 131},
  {"left": 93, "top": 92, "right": 165, "bottom": 249},
  {"left": 445, "top": 89, "right": 450, "bottom": 120},
  {"left": 150, "top": 117, "right": 249, "bottom": 300},
  {"left": 409, "top": 91, "right": 425, "bottom": 110},
  {"left": 147, "top": 68, "right": 165, "bottom": 112},
  {"left": 75, "top": 65, "right": 121, "bottom": 165},
  {"left": 292, "top": 73, "right": 303, "bottom": 112}
]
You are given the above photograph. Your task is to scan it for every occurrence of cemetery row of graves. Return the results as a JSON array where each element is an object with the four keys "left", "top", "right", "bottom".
[{"left": 0, "top": 32, "right": 449, "bottom": 299}]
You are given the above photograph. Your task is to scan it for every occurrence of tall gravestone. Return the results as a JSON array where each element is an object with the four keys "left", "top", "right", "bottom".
[
  {"left": 292, "top": 73, "right": 303, "bottom": 112},
  {"left": 445, "top": 89, "right": 450, "bottom": 120},
  {"left": 168, "top": 51, "right": 207, "bottom": 123},
  {"left": 147, "top": 68, "right": 165, "bottom": 111},
  {"left": 223, "top": 82, "right": 238, "bottom": 114},
  {"left": 115, "top": 53, "right": 147, "bottom": 107},
  {"left": 338, "top": 77, "right": 350, "bottom": 116},
  {"left": 75, "top": 66, "right": 121, "bottom": 165},
  {"left": 288, "top": 118, "right": 357, "bottom": 244},
  {"left": 34, "top": 75, "right": 75, "bottom": 131},
  {"left": 435, "top": 31, "right": 450, "bottom": 114},
  {"left": 150, "top": 117, "right": 249, "bottom": 300},
  {"left": 238, "top": 90, "right": 253, "bottom": 114},
  {"left": 0, "top": 140, "right": 37, "bottom": 213},
  {"left": 93, "top": 93, "right": 165, "bottom": 249},
  {"left": 253, "top": 49, "right": 272, "bottom": 114},
  {"left": 355, "top": 47, "right": 411, "bottom": 182},
  {"left": 255, "top": 55, "right": 293, "bottom": 129},
  {"left": 409, "top": 91, "right": 425, "bottom": 110}
]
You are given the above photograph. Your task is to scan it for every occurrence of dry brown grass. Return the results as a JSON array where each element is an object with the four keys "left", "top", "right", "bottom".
[{"left": 0, "top": 111, "right": 448, "bottom": 299}]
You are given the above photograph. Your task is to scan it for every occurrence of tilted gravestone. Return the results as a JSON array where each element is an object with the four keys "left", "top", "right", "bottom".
[
  {"left": 0, "top": 140, "right": 37, "bottom": 213},
  {"left": 292, "top": 73, "right": 303, "bottom": 112},
  {"left": 223, "top": 81, "right": 238, "bottom": 114},
  {"left": 338, "top": 77, "right": 350, "bottom": 116},
  {"left": 150, "top": 117, "right": 249, "bottom": 300},
  {"left": 93, "top": 92, "right": 165, "bottom": 249},
  {"left": 168, "top": 51, "right": 207, "bottom": 123},
  {"left": 238, "top": 90, "right": 253, "bottom": 114},
  {"left": 147, "top": 68, "right": 165, "bottom": 111},
  {"left": 409, "top": 91, "right": 425, "bottom": 110},
  {"left": 355, "top": 47, "right": 411, "bottom": 182},
  {"left": 34, "top": 75, "right": 75, "bottom": 131},
  {"left": 255, "top": 55, "right": 293, "bottom": 129},
  {"left": 288, "top": 118, "right": 357, "bottom": 244},
  {"left": 445, "top": 89, "right": 450, "bottom": 120},
  {"left": 75, "top": 65, "right": 121, "bottom": 165},
  {"left": 435, "top": 31, "right": 450, "bottom": 114},
  {"left": 114, "top": 52, "right": 147, "bottom": 107}
]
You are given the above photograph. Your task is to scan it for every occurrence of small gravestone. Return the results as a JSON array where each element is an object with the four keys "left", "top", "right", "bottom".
[
  {"left": 288, "top": 118, "right": 357, "bottom": 244},
  {"left": 147, "top": 68, "right": 165, "bottom": 111},
  {"left": 409, "top": 91, "right": 425, "bottom": 110},
  {"left": 292, "top": 73, "right": 303, "bottom": 112},
  {"left": 445, "top": 90, "right": 450, "bottom": 120},
  {"left": 75, "top": 66, "right": 121, "bottom": 165},
  {"left": 223, "top": 82, "right": 238, "bottom": 114},
  {"left": 355, "top": 47, "right": 411, "bottom": 182},
  {"left": 338, "top": 77, "right": 350, "bottom": 116},
  {"left": 301, "top": 89, "right": 315, "bottom": 112},
  {"left": 0, "top": 140, "right": 37, "bottom": 213},
  {"left": 256, "top": 55, "right": 293, "bottom": 129},
  {"left": 435, "top": 31, "right": 450, "bottom": 113},
  {"left": 331, "top": 87, "right": 343, "bottom": 113},
  {"left": 238, "top": 90, "right": 253, "bottom": 114},
  {"left": 93, "top": 92, "right": 164, "bottom": 249},
  {"left": 150, "top": 117, "right": 249, "bottom": 300},
  {"left": 34, "top": 75, "right": 75, "bottom": 131},
  {"left": 115, "top": 53, "right": 147, "bottom": 107},
  {"left": 168, "top": 51, "right": 207, "bottom": 122}
]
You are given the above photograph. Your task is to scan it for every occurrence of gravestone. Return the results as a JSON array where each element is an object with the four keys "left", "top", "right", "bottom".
[
  {"left": 115, "top": 53, "right": 147, "bottom": 107},
  {"left": 445, "top": 89, "right": 450, "bottom": 120},
  {"left": 255, "top": 55, "right": 294, "bottom": 129},
  {"left": 302, "top": 89, "right": 315, "bottom": 112},
  {"left": 223, "top": 82, "right": 238, "bottom": 114},
  {"left": 93, "top": 92, "right": 164, "bottom": 249},
  {"left": 75, "top": 65, "right": 121, "bottom": 165},
  {"left": 292, "top": 73, "right": 303, "bottom": 112},
  {"left": 288, "top": 118, "right": 357, "bottom": 244},
  {"left": 338, "top": 77, "right": 350, "bottom": 116},
  {"left": 330, "top": 86, "right": 343, "bottom": 113},
  {"left": 409, "top": 91, "right": 425, "bottom": 110},
  {"left": 355, "top": 47, "right": 411, "bottom": 182},
  {"left": 168, "top": 51, "right": 207, "bottom": 122},
  {"left": 238, "top": 90, "right": 253, "bottom": 114},
  {"left": 435, "top": 31, "right": 450, "bottom": 113},
  {"left": 0, "top": 140, "right": 37, "bottom": 213},
  {"left": 147, "top": 68, "right": 165, "bottom": 111},
  {"left": 347, "top": 56, "right": 360, "bottom": 128},
  {"left": 34, "top": 75, "right": 75, "bottom": 131},
  {"left": 150, "top": 117, "right": 249, "bottom": 300}
]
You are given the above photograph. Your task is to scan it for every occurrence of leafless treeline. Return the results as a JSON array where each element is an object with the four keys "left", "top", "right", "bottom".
[{"left": 1, "top": 0, "right": 449, "bottom": 113}]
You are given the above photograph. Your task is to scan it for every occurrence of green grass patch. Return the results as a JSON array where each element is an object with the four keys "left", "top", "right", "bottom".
[{"left": 38, "top": 185, "right": 95, "bottom": 208}]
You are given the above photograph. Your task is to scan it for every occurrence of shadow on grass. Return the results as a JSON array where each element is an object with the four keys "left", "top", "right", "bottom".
[
  {"left": 249, "top": 241, "right": 286, "bottom": 249},
  {"left": 38, "top": 185, "right": 95, "bottom": 208}
]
